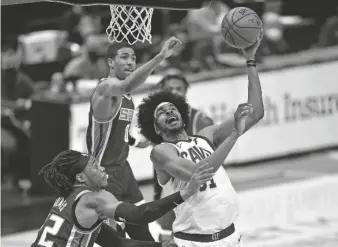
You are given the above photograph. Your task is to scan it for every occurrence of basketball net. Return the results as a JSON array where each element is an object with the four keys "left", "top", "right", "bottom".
[{"left": 106, "top": 5, "right": 154, "bottom": 45}]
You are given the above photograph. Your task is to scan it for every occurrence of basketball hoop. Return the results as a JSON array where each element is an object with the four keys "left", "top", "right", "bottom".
[
  {"left": 3, "top": 0, "right": 211, "bottom": 45},
  {"left": 106, "top": 5, "right": 154, "bottom": 45}
]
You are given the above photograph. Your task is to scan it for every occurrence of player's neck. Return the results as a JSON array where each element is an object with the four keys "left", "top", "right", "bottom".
[
  {"left": 109, "top": 69, "right": 116, "bottom": 78},
  {"left": 163, "top": 131, "right": 189, "bottom": 143},
  {"left": 73, "top": 183, "right": 93, "bottom": 191},
  {"left": 109, "top": 70, "right": 124, "bottom": 81}
]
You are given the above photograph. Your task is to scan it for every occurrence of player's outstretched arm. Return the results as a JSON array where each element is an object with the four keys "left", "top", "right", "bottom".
[
  {"left": 197, "top": 32, "right": 265, "bottom": 148},
  {"left": 241, "top": 31, "right": 264, "bottom": 128},
  {"left": 80, "top": 163, "right": 213, "bottom": 224},
  {"left": 91, "top": 37, "right": 181, "bottom": 121},
  {"left": 152, "top": 104, "right": 252, "bottom": 181}
]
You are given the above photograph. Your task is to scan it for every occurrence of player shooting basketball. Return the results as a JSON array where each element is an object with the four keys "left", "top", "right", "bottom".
[
  {"left": 137, "top": 33, "right": 264, "bottom": 247},
  {"left": 86, "top": 36, "right": 181, "bottom": 241},
  {"left": 154, "top": 72, "right": 215, "bottom": 240}
]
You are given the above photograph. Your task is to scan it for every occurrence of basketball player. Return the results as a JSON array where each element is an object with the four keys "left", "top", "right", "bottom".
[
  {"left": 31, "top": 150, "right": 215, "bottom": 247},
  {"left": 155, "top": 72, "right": 215, "bottom": 240},
  {"left": 137, "top": 36, "right": 264, "bottom": 247},
  {"left": 86, "top": 36, "right": 181, "bottom": 240},
  {"left": 155, "top": 72, "right": 214, "bottom": 200}
]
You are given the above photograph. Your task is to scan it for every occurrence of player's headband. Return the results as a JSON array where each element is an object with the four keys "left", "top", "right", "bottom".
[{"left": 154, "top": 102, "right": 171, "bottom": 119}]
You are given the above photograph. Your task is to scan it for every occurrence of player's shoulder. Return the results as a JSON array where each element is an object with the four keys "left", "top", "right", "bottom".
[
  {"left": 151, "top": 143, "right": 179, "bottom": 164},
  {"left": 191, "top": 135, "right": 215, "bottom": 150},
  {"left": 79, "top": 190, "right": 118, "bottom": 208}
]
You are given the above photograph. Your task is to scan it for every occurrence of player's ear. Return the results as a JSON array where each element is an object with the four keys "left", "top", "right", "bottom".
[
  {"left": 154, "top": 122, "right": 160, "bottom": 135},
  {"left": 76, "top": 173, "right": 86, "bottom": 183},
  {"left": 107, "top": 58, "right": 114, "bottom": 68}
]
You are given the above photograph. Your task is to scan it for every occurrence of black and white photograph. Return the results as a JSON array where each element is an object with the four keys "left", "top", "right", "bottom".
[{"left": 1, "top": 0, "right": 338, "bottom": 247}]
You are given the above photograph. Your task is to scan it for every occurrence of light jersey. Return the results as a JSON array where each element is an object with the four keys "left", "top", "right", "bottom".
[{"left": 160, "top": 136, "right": 239, "bottom": 234}]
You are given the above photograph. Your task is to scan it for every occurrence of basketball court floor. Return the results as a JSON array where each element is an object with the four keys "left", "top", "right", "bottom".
[{"left": 2, "top": 150, "right": 338, "bottom": 247}]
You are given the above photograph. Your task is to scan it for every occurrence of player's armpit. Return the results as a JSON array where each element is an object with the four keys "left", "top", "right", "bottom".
[
  {"left": 151, "top": 144, "right": 197, "bottom": 181},
  {"left": 83, "top": 190, "right": 122, "bottom": 218}
]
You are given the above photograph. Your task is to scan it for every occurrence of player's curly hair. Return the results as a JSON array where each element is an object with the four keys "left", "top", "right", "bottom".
[
  {"left": 137, "top": 91, "right": 190, "bottom": 144},
  {"left": 39, "top": 150, "right": 89, "bottom": 198}
]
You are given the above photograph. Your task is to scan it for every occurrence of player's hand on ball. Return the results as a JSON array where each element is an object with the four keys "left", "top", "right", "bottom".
[
  {"left": 182, "top": 163, "right": 214, "bottom": 199},
  {"left": 234, "top": 103, "right": 254, "bottom": 135},
  {"left": 162, "top": 240, "right": 177, "bottom": 247},
  {"left": 241, "top": 30, "right": 264, "bottom": 60},
  {"left": 159, "top": 36, "right": 182, "bottom": 59}
]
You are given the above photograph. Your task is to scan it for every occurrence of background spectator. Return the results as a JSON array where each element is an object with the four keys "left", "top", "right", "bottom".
[{"left": 63, "top": 34, "right": 110, "bottom": 90}]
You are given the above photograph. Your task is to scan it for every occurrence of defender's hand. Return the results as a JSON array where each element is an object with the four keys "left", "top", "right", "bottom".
[
  {"left": 234, "top": 103, "right": 254, "bottom": 135},
  {"left": 181, "top": 163, "right": 214, "bottom": 200},
  {"left": 159, "top": 36, "right": 182, "bottom": 59}
]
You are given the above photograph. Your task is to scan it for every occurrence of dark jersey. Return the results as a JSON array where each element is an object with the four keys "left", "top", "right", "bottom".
[
  {"left": 186, "top": 108, "right": 214, "bottom": 136},
  {"left": 31, "top": 188, "right": 103, "bottom": 247},
  {"left": 86, "top": 91, "right": 134, "bottom": 167}
]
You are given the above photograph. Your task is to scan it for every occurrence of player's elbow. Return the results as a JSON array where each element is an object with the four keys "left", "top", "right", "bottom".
[
  {"left": 256, "top": 108, "right": 264, "bottom": 122},
  {"left": 251, "top": 106, "right": 264, "bottom": 124}
]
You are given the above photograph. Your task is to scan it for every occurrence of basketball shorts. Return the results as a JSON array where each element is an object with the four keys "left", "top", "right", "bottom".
[
  {"left": 104, "top": 160, "right": 144, "bottom": 204},
  {"left": 174, "top": 228, "right": 243, "bottom": 247}
]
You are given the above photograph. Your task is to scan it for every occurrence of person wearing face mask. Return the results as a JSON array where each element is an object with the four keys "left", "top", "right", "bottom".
[{"left": 63, "top": 34, "right": 109, "bottom": 90}]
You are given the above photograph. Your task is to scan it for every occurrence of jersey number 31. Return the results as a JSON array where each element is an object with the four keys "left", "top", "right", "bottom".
[{"left": 199, "top": 178, "right": 217, "bottom": 192}]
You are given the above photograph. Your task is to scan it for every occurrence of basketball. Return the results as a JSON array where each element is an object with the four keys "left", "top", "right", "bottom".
[{"left": 221, "top": 7, "right": 263, "bottom": 49}]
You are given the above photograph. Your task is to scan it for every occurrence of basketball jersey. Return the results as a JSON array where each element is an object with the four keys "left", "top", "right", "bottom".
[
  {"left": 160, "top": 136, "right": 239, "bottom": 234},
  {"left": 86, "top": 81, "right": 134, "bottom": 166},
  {"left": 31, "top": 188, "right": 103, "bottom": 247}
]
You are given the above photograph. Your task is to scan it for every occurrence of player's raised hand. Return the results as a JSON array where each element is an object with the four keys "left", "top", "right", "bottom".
[
  {"left": 241, "top": 30, "right": 264, "bottom": 60},
  {"left": 234, "top": 103, "right": 254, "bottom": 135},
  {"left": 159, "top": 36, "right": 182, "bottom": 59},
  {"left": 181, "top": 163, "right": 215, "bottom": 199}
]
